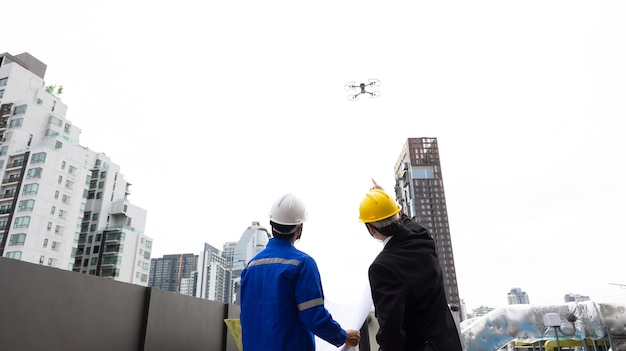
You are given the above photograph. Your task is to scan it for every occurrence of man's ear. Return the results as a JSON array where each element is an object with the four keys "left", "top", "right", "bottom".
[{"left": 295, "top": 225, "right": 303, "bottom": 240}]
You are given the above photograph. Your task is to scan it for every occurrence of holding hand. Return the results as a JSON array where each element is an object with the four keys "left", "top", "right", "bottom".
[{"left": 345, "top": 329, "right": 361, "bottom": 348}]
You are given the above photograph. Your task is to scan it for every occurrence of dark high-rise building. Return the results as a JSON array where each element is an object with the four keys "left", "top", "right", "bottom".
[
  {"left": 148, "top": 253, "right": 198, "bottom": 293},
  {"left": 394, "top": 137, "right": 461, "bottom": 313}
]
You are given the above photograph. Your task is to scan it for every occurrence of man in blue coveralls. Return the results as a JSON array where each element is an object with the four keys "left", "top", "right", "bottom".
[{"left": 240, "top": 193, "right": 361, "bottom": 351}]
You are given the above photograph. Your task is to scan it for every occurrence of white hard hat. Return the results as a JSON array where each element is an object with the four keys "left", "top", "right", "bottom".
[{"left": 269, "top": 194, "right": 307, "bottom": 225}]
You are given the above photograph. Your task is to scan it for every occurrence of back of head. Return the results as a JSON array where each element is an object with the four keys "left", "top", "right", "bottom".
[{"left": 270, "top": 194, "right": 307, "bottom": 237}]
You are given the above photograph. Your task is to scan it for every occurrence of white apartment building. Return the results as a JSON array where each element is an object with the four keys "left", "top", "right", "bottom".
[
  {"left": 230, "top": 221, "right": 270, "bottom": 305},
  {"left": 195, "top": 243, "right": 230, "bottom": 303},
  {"left": 0, "top": 52, "right": 152, "bottom": 285}
]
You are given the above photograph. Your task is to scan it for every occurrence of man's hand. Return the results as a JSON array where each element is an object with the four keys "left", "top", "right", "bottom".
[
  {"left": 371, "top": 178, "right": 383, "bottom": 191},
  {"left": 345, "top": 329, "right": 361, "bottom": 348}
]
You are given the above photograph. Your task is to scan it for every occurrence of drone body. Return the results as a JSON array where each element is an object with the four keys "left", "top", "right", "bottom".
[{"left": 345, "top": 79, "right": 381, "bottom": 101}]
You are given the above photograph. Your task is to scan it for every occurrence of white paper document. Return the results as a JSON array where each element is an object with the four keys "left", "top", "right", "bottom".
[{"left": 315, "top": 284, "right": 374, "bottom": 351}]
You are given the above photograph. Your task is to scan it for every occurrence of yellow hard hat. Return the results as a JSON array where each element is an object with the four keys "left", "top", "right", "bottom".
[{"left": 359, "top": 189, "right": 401, "bottom": 223}]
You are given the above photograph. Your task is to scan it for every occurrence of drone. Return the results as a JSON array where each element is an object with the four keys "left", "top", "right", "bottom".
[{"left": 344, "top": 79, "right": 381, "bottom": 101}]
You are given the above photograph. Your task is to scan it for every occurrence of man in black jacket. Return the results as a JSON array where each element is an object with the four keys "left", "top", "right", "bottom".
[{"left": 358, "top": 180, "right": 463, "bottom": 351}]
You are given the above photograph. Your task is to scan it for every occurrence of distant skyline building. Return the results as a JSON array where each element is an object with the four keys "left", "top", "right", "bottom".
[
  {"left": 472, "top": 305, "right": 495, "bottom": 318},
  {"left": 148, "top": 253, "right": 198, "bottom": 293},
  {"left": 230, "top": 221, "right": 270, "bottom": 305},
  {"left": 507, "top": 288, "right": 531, "bottom": 305},
  {"left": 394, "top": 137, "right": 461, "bottom": 313},
  {"left": 195, "top": 243, "right": 230, "bottom": 303},
  {"left": 564, "top": 293, "right": 590, "bottom": 302},
  {"left": 0, "top": 52, "right": 152, "bottom": 285}
]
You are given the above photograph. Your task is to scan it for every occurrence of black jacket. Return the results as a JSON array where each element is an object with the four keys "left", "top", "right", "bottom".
[{"left": 368, "top": 215, "right": 462, "bottom": 351}]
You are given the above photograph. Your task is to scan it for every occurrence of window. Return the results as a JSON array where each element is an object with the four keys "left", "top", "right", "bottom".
[
  {"left": 65, "top": 180, "right": 74, "bottom": 190},
  {"left": 55, "top": 141, "right": 63, "bottom": 149},
  {"left": 55, "top": 225, "right": 64, "bottom": 235},
  {"left": 90, "top": 257, "right": 98, "bottom": 265},
  {"left": 96, "top": 192, "right": 102, "bottom": 199},
  {"left": 0, "top": 146, "right": 8, "bottom": 156},
  {"left": 22, "top": 183, "right": 39, "bottom": 195},
  {"left": 58, "top": 210, "right": 67, "bottom": 219},
  {"left": 100, "top": 171, "right": 107, "bottom": 178},
  {"left": 51, "top": 241, "right": 60, "bottom": 251},
  {"left": 58, "top": 175, "right": 62, "bottom": 184},
  {"left": 31, "top": 152, "right": 46, "bottom": 163},
  {"left": 6, "top": 251, "right": 22, "bottom": 259},
  {"left": 13, "top": 104, "right": 27, "bottom": 115},
  {"left": 90, "top": 224, "right": 96, "bottom": 232},
  {"left": 0, "top": 78, "right": 7, "bottom": 86},
  {"left": 45, "top": 129, "right": 59, "bottom": 137},
  {"left": 48, "top": 116, "right": 62, "bottom": 126},
  {"left": 64, "top": 124, "right": 71, "bottom": 133},
  {"left": 98, "top": 181, "right": 104, "bottom": 189},
  {"left": 412, "top": 166, "right": 435, "bottom": 179},
  {"left": 92, "top": 213, "right": 99, "bottom": 221},
  {"left": 9, "top": 233, "right": 26, "bottom": 246},
  {"left": 87, "top": 190, "right": 95, "bottom": 199},
  {"left": 47, "top": 222, "right": 52, "bottom": 231},
  {"left": 54, "top": 190, "right": 59, "bottom": 199},
  {"left": 48, "top": 258, "right": 57, "bottom": 267},
  {"left": 68, "top": 165, "right": 77, "bottom": 175},
  {"left": 62, "top": 195, "right": 71, "bottom": 204},
  {"left": 93, "top": 246, "right": 100, "bottom": 254},
  {"left": 0, "top": 204, "right": 10, "bottom": 214},
  {"left": 0, "top": 219, "right": 7, "bottom": 230},
  {"left": 2, "top": 131, "right": 11, "bottom": 141},
  {"left": 26, "top": 167, "right": 43, "bottom": 179},
  {"left": 36, "top": 98, "right": 43, "bottom": 105},
  {"left": 95, "top": 233, "right": 101, "bottom": 241},
  {"left": 14, "top": 216, "right": 30, "bottom": 228},
  {"left": 17, "top": 199, "right": 35, "bottom": 211},
  {"left": 50, "top": 206, "right": 56, "bottom": 215},
  {"left": 9, "top": 118, "right": 23, "bottom": 128},
  {"left": 0, "top": 90, "right": 4, "bottom": 98}
]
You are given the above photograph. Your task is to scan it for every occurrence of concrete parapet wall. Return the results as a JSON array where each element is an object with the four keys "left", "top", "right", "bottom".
[{"left": 0, "top": 257, "right": 240, "bottom": 351}]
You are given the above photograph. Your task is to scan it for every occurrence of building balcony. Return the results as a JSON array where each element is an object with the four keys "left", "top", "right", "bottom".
[
  {"left": 6, "top": 160, "right": 24, "bottom": 170},
  {"left": 1, "top": 192, "right": 16, "bottom": 199},
  {"left": 2, "top": 176, "right": 20, "bottom": 185}
]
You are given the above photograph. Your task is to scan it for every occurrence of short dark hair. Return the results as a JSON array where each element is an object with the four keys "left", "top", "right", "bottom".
[
  {"left": 374, "top": 222, "right": 402, "bottom": 237},
  {"left": 270, "top": 221, "right": 299, "bottom": 240}
]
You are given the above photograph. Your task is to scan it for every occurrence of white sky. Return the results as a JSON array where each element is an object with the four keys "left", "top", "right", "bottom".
[{"left": 4, "top": 1, "right": 626, "bottom": 312}]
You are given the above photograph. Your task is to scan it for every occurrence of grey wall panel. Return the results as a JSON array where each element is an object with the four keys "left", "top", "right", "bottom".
[
  {"left": 143, "top": 288, "right": 226, "bottom": 351},
  {"left": 0, "top": 257, "right": 145, "bottom": 351}
]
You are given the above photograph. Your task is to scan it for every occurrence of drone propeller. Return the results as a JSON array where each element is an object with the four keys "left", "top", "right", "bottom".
[
  {"left": 370, "top": 91, "right": 381, "bottom": 98},
  {"left": 348, "top": 94, "right": 360, "bottom": 101},
  {"left": 368, "top": 78, "right": 381, "bottom": 87},
  {"left": 344, "top": 81, "right": 356, "bottom": 91}
]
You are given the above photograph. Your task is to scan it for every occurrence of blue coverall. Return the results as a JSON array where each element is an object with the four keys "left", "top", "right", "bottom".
[{"left": 240, "top": 238, "right": 347, "bottom": 351}]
